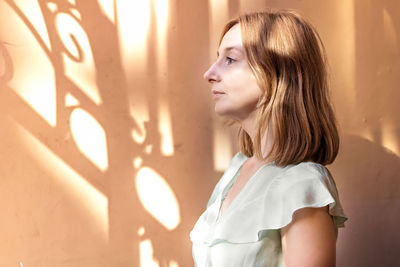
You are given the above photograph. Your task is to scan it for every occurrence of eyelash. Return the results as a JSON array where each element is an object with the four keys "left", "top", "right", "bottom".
[{"left": 225, "top": 57, "right": 236, "bottom": 65}]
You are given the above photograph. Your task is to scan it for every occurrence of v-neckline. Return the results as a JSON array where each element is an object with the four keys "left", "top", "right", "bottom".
[{"left": 216, "top": 158, "right": 274, "bottom": 222}]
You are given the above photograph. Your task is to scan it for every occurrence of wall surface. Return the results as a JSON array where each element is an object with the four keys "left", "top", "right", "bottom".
[{"left": 0, "top": 0, "right": 399, "bottom": 266}]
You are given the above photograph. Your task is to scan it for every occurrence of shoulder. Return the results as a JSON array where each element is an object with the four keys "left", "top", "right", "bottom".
[
  {"left": 265, "top": 161, "right": 347, "bottom": 229},
  {"left": 272, "top": 161, "right": 332, "bottom": 189},
  {"left": 284, "top": 161, "right": 328, "bottom": 178}
]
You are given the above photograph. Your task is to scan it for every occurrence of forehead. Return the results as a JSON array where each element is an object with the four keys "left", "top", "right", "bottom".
[{"left": 217, "top": 24, "right": 243, "bottom": 55}]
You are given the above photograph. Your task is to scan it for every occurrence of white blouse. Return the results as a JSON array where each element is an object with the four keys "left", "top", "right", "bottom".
[{"left": 190, "top": 152, "right": 347, "bottom": 267}]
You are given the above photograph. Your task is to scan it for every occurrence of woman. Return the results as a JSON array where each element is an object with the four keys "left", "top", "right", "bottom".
[{"left": 190, "top": 10, "right": 347, "bottom": 267}]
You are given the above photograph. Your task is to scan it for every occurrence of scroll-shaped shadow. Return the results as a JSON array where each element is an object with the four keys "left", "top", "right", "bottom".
[{"left": 0, "top": 0, "right": 220, "bottom": 266}]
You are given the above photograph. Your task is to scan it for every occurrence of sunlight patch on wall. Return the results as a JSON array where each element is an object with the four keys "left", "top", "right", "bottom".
[
  {"left": 47, "top": 2, "right": 57, "bottom": 12},
  {"left": 14, "top": 119, "right": 109, "bottom": 242},
  {"left": 337, "top": 0, "right": 356, "bottom": 105},
  {"left": 139, "top": 239, "right": 160, "bottom": 267},
  {"left": 381, "top": 122, "right": 400, "bottom": 157},
  {"left": 158, "top": 100, "right": 174, "bottom": 156},
  {"left": 145, "top": 144, "right": 153, "bottom": 154},
  {"left": 138, "top": 226, "right": 145, "bottom": 236},
  {"left": 13, "top": 0, "right": 52, "bottom": 50},
  {"left": 11, "top": 71, "right": 56, "bottom": 126},
  {"left": 137, "top": 226, "right": 180, "bottom": 267},
  {"left": 65, "top": 93, "right": 80, "bottom": 107},
  {"left": 359, "top": 127, "right": 374, "bottom": 143},
  {"left": 131, "top": 112, "right": 148, "bottom": 144},
  {"left": 56, "top": 12, "right": 102, "bottom": 105},
  {"left": 70, "top": 8, "right": 82, "bottom": 20},
  {"left": 208, "top": 0, "right": 229, "bottom": 61},
  {"left": 128, "top": 74, "right": 148, "bottom": 145},
  {"left": 135, "top": 167, "right": 180, "bottom": 230},
  {"left": 70, "top": 108, "right": 109, "bottom": 171},
  {"left": 97, "top": 0, "right": 115, "bottom": 23},
  {"left": 0, "top": 2, "right": 56, "bottom": 126},
  {"left": 127, "top": 78, "right": 149, "bottom": 147},
  {"left": 133, "top": 156, "right": 143, "bottom": 169},
  {"left": 154, "top": 0, "right": 174, "bottom": 156},
  {"left": 382, "top": 8, "right": 398, "bottom": 54},
  {"left": 169, "top": 260, "right": 179, "bottom": 267},
  {"left": 116, "top": 0, "right": 151, "bottom": 146},
  {"left": 116, "top": 0, "right": 150, "bottom": 71},
  {"left": 154, "top": 0, "right": 169, "bottom": 34},
  {"left": 213, "top": 121, "right": 232, "bottom": 172}
]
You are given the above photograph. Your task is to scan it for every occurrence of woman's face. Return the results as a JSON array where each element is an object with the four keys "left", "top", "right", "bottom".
[{"left": 204, "top": 23, "right": 262, "bottom": 121}]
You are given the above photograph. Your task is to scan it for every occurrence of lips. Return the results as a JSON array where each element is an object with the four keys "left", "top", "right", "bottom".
[
  {"left": 212, "top": 90, "right": 225, "bottom": 100},
  {"left": 212, "top": 90, "right": 225, "bottom": 95}
]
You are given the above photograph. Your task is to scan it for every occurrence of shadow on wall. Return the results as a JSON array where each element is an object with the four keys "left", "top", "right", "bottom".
[
  {"left": 0, "top": 0, "right": 218, "bottom": 266},
  {"left": 334, "top": 135, "right": 400, "bottom": 267},
  {"left": 334, "top": 0, "right": 400, "bottom": 266}
]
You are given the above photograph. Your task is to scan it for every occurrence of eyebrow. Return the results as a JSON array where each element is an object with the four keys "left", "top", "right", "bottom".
[{"left": 217, "top": 46, "right": 243, "bottom": 57}]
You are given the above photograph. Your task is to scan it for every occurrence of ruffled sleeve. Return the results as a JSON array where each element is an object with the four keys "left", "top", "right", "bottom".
[
  {"left": 265, "top": 162, "right": 347, "bottom": 229},
  {"left": 191, "top": 161, "right": 347, "bottom": 246}
]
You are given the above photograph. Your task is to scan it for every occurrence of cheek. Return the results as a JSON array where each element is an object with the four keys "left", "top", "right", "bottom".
[
  {"left": 236, "top": 73, "right": 262, "bottom": 98},
  {"left": 245, "top": 70, "right": 262, "bottom": 95},
  {"left": 226, "top": 70, "right": 254, "bottom": 88},
  {"left": 223, "top": 66, "right": 262, "bottom": 99}
]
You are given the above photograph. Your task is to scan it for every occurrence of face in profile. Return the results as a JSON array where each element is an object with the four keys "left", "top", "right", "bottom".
[{"left": 203, "top": 24, "right": 262, "bottom": 122}]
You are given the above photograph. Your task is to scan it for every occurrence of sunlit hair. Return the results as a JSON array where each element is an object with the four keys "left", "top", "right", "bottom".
[{"left": 219, "top": 10, "right": 339, "bottom": 166}]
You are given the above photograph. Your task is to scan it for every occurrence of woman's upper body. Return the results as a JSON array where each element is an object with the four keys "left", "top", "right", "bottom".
[
  {"left": 192, "top": 10, "right": 347, "bottom": 267},
  {"left": 190, "top": 152, "right": 347, "bottom": 267}
]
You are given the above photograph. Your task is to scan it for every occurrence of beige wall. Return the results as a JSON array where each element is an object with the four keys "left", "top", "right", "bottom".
[{"left": 0, "top": 0, "right": 398, "bottom": 266}]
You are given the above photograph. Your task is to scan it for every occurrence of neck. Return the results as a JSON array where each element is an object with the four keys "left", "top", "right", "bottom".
[{"left": 239, "top": 110, "right": 274, "bottom": 162}]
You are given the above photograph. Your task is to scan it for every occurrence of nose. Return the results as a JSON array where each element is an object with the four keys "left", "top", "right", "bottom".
[{"left": 203, "top": 62, "right": 220, "bottom": 83}]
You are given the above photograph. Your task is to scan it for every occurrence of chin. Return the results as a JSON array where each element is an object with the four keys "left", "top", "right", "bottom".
[
  {"left": 214, "top": 104, "right": 228, "bottom": 116},
  {"left": 214, "top": 106, "right": 236, "bottom": 119},
  {"left": 214, "top": 104, "right": 255, "bottom": 122}
]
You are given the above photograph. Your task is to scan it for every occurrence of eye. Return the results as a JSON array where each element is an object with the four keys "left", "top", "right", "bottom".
[{"left": 225, "top": 57, "right": 236, "bottom": 65}]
